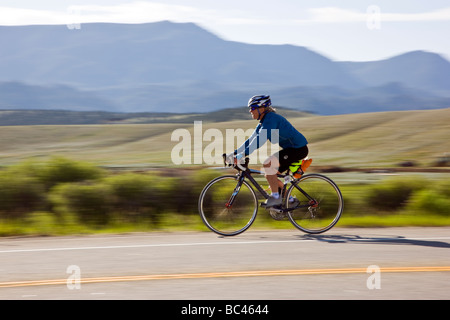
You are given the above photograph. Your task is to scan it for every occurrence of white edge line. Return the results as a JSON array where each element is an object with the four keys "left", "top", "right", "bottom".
[
  {"left": 0, "top": 239, "right": 307, "bottom": 254},
  {"left": 0, "top": 236, "right": 449, "bottom": 254}
]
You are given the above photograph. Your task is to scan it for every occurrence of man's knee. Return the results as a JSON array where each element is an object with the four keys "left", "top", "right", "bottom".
[{"left": 263, "top": 155, "right": 279, "bottom": 176}]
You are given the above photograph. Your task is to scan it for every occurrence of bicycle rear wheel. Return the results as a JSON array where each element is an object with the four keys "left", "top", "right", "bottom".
[
  {"left": 286, "top": 174, "right": 343, "bottom": 234},
  {"left": 198, "top": 175, "right": 258, "bottom": 236}
]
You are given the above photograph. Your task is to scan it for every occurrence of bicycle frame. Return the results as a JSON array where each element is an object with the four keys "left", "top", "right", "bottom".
[{"left": 227, "top": 163, "right": 316, "bottom": 212}]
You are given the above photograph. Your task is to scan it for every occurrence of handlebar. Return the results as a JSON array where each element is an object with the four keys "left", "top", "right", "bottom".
[{"left": 222, "top": 153, "right": 249, "bottom": 171}]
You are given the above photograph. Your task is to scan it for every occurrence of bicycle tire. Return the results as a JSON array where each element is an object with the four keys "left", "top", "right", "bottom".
[
  {"left": 198, "top": 175, "right": 258, "bottom": 236},
  {"left": 285, "top": 174, "right": 343, "bottom": 234}
]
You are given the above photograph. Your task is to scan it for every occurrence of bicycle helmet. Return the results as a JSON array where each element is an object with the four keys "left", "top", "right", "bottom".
[{"left": 248, "top": 95, "right": 272, "bottom": 109}]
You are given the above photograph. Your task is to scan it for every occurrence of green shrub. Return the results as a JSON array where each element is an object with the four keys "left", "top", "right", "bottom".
[
  {"left": 103, "top": 173, "right": 166, "bottom": 224},
  {"left": 50, "top": 182, "right": 111, "bottom": 226},
  {"left": 39, "top": 156, "right": 104, "bottom": 188},
  {"left": 406, "top": 180, "right": 450, "bottom": 216},
  {"left": 0, "top": 171, "right": 45, "bottom": 219},
  {"left": 365, "top": 176, "right": 426, "bottom": 212},
  {"left": 19, "top": 156, "right": 104, "bottom": 189}
]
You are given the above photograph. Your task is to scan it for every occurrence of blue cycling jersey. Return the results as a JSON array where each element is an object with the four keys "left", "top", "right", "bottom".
[{"left": 235, "top": 112, "right": 308, "bottom": 157}]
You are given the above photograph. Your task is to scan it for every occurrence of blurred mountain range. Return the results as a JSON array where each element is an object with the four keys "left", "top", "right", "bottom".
[{"left": 0, "top": 21, "right": 449, "bottom": 115}]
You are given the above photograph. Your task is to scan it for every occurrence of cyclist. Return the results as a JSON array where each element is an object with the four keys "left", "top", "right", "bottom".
[{"left": 226, "top": 95, "right": 311, "bottom": 208}]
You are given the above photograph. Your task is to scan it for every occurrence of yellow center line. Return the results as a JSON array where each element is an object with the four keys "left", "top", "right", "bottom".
[{"left": 1, "top": 266, "right": 450, "bottom": 288}]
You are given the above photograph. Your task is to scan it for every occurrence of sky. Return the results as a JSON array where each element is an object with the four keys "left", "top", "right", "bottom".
[{"left": 1, "top": 0, "right": 450, "bottom": 61}]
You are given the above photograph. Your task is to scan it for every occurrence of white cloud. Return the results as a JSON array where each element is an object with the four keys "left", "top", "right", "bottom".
[
  {"left": 0, "top": 2, "right": 212, "bottom": 26},
  {"left": 381, "top": 7, "right": 450, "bottom": 22},
  {"left": 0, "top": 7, "right": 65, "bottom": 25},
  {"left": 306, "top": 7, "right": 367, "bottom": 23},
  {"left": 303, "top": 6, "right": 450, "bottom": 24},
  {"left": 0, "top": 2, "right": 449, "bottom": 27},
  {"left": 69, "top": 2, "right": 210, "bottom": 24}
]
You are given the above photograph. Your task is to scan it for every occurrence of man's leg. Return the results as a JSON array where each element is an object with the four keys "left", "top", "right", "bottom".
[
  {"left": 265, "top": 174, "right": 283, "bottom": 194},
  {"left": 263, "top": 155, "right": 283, "bottom": 207},
  {"left": 263, "top": 155, "right": 281, "bottom": 191}
]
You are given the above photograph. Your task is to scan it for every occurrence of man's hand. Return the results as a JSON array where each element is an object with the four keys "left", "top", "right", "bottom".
[{"left": 224, "top": 153, "right": 236, "bottom": 166}]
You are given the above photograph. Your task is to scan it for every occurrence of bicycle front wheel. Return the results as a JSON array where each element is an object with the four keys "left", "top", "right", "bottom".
[
  {"left": 198, "top": 175, "right": 258, "bottom": 236},
  {"left": 286, "top": 174, "right": 343, "bottom": 234}
]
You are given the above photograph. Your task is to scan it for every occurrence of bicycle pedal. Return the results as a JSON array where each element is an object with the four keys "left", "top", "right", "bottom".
[
  {"left": 269, "top": 208, "right": 288, "bottom": 221},
  {"left": 270, "top": 206, "right": 284, "bottom": 213}
]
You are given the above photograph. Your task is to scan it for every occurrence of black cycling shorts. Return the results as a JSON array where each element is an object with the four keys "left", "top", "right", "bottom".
[{"left": 275, "top": 145, "right": 309, "bottom": 173}]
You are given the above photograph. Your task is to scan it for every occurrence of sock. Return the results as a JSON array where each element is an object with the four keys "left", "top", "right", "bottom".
[{"left": 271, "top": 192, "right": 280, "bottom": 199}]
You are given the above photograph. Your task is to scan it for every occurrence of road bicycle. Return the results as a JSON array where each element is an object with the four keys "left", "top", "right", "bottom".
[{"left": 198, "top": 155, "right": 343, "bottom": 236}]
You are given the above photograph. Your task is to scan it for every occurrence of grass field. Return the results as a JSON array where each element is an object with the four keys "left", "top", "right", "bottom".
[
  {"left": 0, "top": 108, "right": 449, "bottom": 168},
  {"left": 0, "top": 108, "right": 449, "bottom": 235}
]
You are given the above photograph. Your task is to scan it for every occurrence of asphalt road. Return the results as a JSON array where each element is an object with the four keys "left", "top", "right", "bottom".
[{"left": 0, "top": 227, "right": 449, "bottom": 301}]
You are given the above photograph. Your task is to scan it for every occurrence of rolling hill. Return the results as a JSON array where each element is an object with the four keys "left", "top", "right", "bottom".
[
  {"left": 0, "top": 107, "right": 310, "bottom": 125},
  {"left": 0, "top": 108, "right": 448, "bottom": 168}
]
